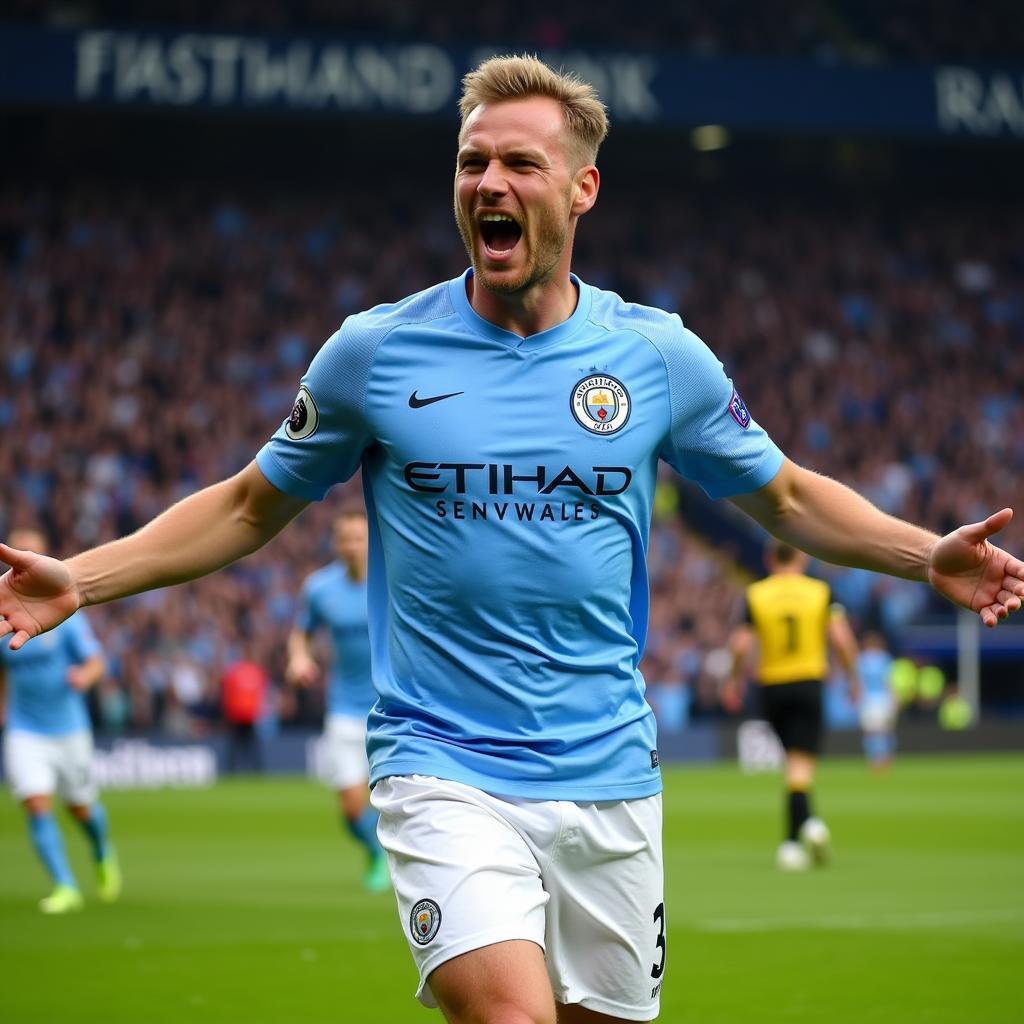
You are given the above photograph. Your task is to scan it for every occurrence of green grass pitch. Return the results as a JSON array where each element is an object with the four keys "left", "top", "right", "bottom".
[{"left": 1, "top": 753, "right": 1021, "bottom": 1023}]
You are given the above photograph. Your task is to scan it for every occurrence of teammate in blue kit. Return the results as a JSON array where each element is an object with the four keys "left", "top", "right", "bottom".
[
  {"left": 0, "top": 528, "right": 121, "bottom": 914},
  {"left": 1, "top": 55, "right": 1022, "bottom": 1023},
  {"left": 858, "top": 632, "right": 898, "bottom": 773},
  {"left": 286, "top": 509, "right": 389, "bottom": 892}
]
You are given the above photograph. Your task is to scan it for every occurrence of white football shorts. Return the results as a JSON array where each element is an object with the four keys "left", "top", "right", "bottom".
[
  {"left": 3, "top": 728, "right": 98, "bottom": 805},
  {"left": 322, "top": 713, "right": 370, "bottom": 790},
  {"left": 859, "top": 694, "right": 897, "bottom": 733},
  {"left": 372, "top": 774, "right": 665, "bottom": 1021}
]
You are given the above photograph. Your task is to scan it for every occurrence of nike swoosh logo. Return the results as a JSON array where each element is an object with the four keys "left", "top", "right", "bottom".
[{"left": 409, "top": 390, "right": 464, "bottom": 409}]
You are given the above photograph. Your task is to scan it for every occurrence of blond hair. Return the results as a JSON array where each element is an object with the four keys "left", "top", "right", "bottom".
[{"left": 459, "top": 54, "right": 609, "bottom": 166}]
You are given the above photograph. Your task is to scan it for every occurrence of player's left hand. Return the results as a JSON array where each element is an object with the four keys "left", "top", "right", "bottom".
[
  {"left": 0, "top": 542, "right": 82, "bottom": 650},
  {"left": 927, "top": 509, "right": 1024, "bottom": 627},
  {"left": 66, "top": 666, "right": 91, "bottom": 691}
]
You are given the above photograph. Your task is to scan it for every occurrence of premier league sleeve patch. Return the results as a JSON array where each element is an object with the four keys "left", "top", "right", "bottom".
[
  {"left": 410, "top": 898, "right": 442, "bottom": 945},
  {"left": 728, "top": 388, "right": 751, "bottom": 429},
  {"left": 285, "top": 385, "right": 319, "bottom": 441}
]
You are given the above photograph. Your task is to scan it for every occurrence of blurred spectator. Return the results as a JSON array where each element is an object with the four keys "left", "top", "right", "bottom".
[
  {"left": 220, "top": 658, "right": 269, "bottom": 774},
  {"left": 94, "top": 677, "right": 131, "bottom": 736},
  {"left": 938, "top": 685, "right": 974, "bottom": 730},
  {"left": 0, "top": 182, "right": 1020, "bottom": 733},
  {"left": 7, "top": 0, "right": 1023, "bottom": 65}
]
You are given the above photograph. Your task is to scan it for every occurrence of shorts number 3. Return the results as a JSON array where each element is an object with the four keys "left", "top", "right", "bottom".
[{"left": 651, "top": 902, "right": 667, "bottom": 980}]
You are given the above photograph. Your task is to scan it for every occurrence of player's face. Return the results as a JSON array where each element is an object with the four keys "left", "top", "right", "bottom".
[
  {"left": 454, "top": 96, "right": 592, "bottom": 296},
  {"left": 333, "top": 517, "right": 368, "bottom": 569}
]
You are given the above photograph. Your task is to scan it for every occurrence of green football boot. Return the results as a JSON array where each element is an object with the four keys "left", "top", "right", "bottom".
[
  {"left": 97, "top": 849, "right": 122, "bottom": 903},
  {"left": 39, "top": 885, "right": 84, "bottom": 915},
  {"left": 364, "top": 853, "right": 391, "bottom": 894}
]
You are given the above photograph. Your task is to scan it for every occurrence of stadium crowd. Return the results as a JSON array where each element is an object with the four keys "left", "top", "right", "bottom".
[
  {"left": 6, "top": 0, "right": 1024, "bottom": 65},
  {"left": 1, "top": 184, "right": 1021, "bottom": 734}
]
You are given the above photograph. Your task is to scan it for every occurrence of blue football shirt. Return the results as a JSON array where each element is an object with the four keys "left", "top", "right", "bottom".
[
  {"left": 257, "top": 269, "right": 783, "bottom": 799},
  {"left": 859, "top": 649, "right": 894, "bottom": 701},
  {"left": 1, "top": 613, "right": 101, "bottom": 736},
  {"left": 296, "top": 562, "right": 375, "bottom": 718}
]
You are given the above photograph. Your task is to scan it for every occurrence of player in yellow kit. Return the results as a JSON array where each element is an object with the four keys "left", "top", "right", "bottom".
[{"left": 723, "top": 541, "right": 861, "bottom": 870}]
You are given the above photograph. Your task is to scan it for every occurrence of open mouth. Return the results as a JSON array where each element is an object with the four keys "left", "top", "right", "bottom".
[{"left": 478, "top": 212, "right": 523, "bottom": 257}]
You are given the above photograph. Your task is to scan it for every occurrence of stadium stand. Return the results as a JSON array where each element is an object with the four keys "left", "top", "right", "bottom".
[
  {"left": 8, "top": 0, "right": 1024, "bottom": 63},
  {"left": 2, "top": 183, "right": 1020, "bottom": 732}
]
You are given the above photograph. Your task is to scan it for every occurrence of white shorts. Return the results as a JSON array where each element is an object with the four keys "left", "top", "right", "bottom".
[
  {"left": 3, "top": 729, "right": 98, "bottom": 805},
  {"left": 323, "top": 714, "right": 370, "bottom": 790},
  {"left": 372, "top": 774, "right": 665, "bottom": 1021},
  {"left": 859, "top": 694, "right": 897, "bottom": 733}
]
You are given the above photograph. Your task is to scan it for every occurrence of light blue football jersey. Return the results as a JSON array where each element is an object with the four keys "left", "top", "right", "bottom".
[
  {"left": 257, "top": 269, "right": 783, "bottom": 799},
  {"left": 296, "top": 562, "right": 375, "bottom": 718},
  {"left": 859, "top": 649, "right": 894, "bottom": 700},
  {"left": 1, "top": 613, "right": 101, "bottom": 736}
]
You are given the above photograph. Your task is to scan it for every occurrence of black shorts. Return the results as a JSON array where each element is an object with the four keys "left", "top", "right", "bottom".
[{"left": 759, "top": 679, "right": 824, "bottom": 754}]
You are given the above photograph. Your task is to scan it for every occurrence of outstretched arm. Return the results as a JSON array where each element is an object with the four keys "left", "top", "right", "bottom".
[
  {"left": 0, "top": 461, "right": 309, "bottom": 650},
  {"left": 731, "top": 459, "right": 1024, "bottom": 628}
]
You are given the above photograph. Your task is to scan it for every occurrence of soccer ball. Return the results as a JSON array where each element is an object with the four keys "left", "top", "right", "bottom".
[{"left": 777, "top": 840, "right": 810, "bottom": 871}]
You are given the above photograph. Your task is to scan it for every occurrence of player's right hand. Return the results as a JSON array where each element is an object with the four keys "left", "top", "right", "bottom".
[
  {"left": 927, "top": 508, "right": 1024, "bottom": 627},
  {"left": 66, "top": 665, "right": 92, "bottom": 691},
  {"left": 846, "top": 678, "right": 863, "bottom": 706},
  {"left": 285, "top": 655, "right": 319, "bottom": 687},
  {"left": 720, "top": 679, "right": 744, "bottom": 714},
  {"left": 0, "top": 543, "right": 83, "bottom": 650}
]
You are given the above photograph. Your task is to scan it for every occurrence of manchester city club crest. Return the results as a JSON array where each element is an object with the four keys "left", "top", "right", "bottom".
[
  {"left": 285, "top": 384, "right": 319, "bottom": 441},
  {"left": 570, "top": 374, "right": 631, "bottom": 435},
  {"left": 409, "top": 898, "right": 442, "bottom": 946}
]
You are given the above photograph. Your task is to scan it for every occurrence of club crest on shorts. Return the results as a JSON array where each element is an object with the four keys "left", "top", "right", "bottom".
[
  {"left": 728, "top": 388, "right": 751, "bottom": 429},
  {"left": 410, "top": 898, "right": 442, "bottom": 945},
  {"left": 570, "top": 374, "right": 631, "bottom": 435},
  {"left": 285, "top": 385, "right": 319, "bottom": 441}
]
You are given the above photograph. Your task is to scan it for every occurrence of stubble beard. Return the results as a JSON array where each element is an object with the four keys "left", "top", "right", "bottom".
[{"left": 455, "top": 200, "right": 570, "bottom": 297}]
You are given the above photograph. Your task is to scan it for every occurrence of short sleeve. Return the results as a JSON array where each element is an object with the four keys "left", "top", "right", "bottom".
[
  {"left": 656, "top": 327, "right": 783, "bottom": 499},
  {"left": 256, "top": 315, "right": 379, "bottom": 501},
  {"left": 66, "top": 612, "right": 102, "bottom": 663}
]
